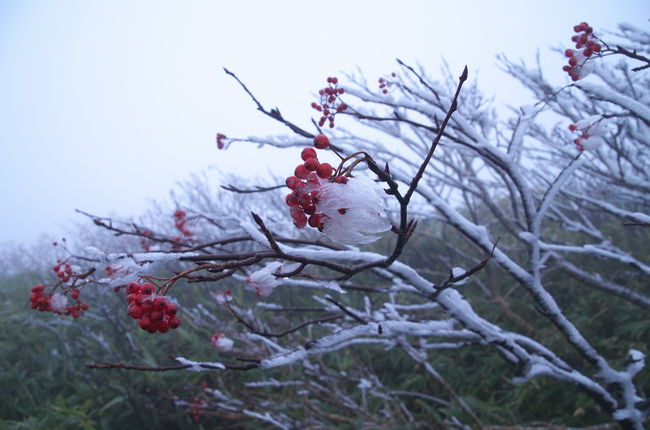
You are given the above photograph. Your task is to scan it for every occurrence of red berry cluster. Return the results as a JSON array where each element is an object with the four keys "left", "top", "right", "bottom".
[
  {"left": 216, "top": 133, "right": 227, "bottom": 150},
  {"left": 173, "top": 209, "right": 192, "bottom": 237},
  {"left": 190, "top": 382, "right": 208, "bottom": 421},
  {"left": 29, "top": 284, "right": 89, "bottom": 318},
  {"left": 378, "top": 72, "right": 397, "bottom": 94},
  {"left": 563, "top": 22, "right": 601, "bottom": 81},
  {"left": 569, "top": 123, "right": 586, "bottom": 151},
  {"left": 124, "top": 282, "right": 181, "bottom": 333},
  {"left": 191, "top": 395, "right": 207, "bottom": 421},
  {"left": 53, "top": 262, "right": 74, "bottom": 282},
  {"left": 284, "top": 134, "right": 347, "bottom": 230},
  {"left": 311, "top": 77, "right": 348, "bottom": 128}
]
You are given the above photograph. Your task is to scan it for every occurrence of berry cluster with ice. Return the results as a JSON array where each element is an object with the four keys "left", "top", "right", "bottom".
[
  {"left": 568, "top": 115, "right": 608, "bottom": 151},
  {"left": 285, "top": 134, "right": 391, "bottom": 244},
  {"left": 29, "top": 284, "right": 89, "bottom": 318},
  {"left": 563, "top": 22, "right": 602, "bottom": 81},
  {"left": 125, "top": 282, "right": 181, "bottom": 333}
]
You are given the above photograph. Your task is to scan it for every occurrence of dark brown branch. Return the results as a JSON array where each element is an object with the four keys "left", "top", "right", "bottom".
[
  {"left": 251, "top": 212, "right": 283, "bottom": 255},
  {"left": 226, "top": 300, "right": 344, "bottom": 338},
  {"left": 434, "top": 238, "right": 500, "bottom": 297},
  {"left": 325, "top": 297, "right": 368, "bottom": 324},
  {"left": 613, "top": 45, "right": 650, "bottom": 72},
  {"left": 224, "top": 68, "right": 315, "bottom": 138},
  {"left": 396, "top": 58, "right": 442, "bottom": 103},
  {"left": 86, "top": 359, "right": 258, "bottom": 372},
  {"left": 221, "top": 184, "right": 285, "bottom": 194}
]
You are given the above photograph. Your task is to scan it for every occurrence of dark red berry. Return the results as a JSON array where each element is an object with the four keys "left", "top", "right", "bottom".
[
  {"left": 313, "top": 134, "right": 330, "bottom": 149},
  {"left": 301, "top": 148, "right": 317, "bottom": 161},
  {"left": 295, "top": 164, "right": 309, "bottom": 179},
  {"left": 304, "top": 157, "right": 319, "bottom": 171},
  {"left": 316, "top": 163, "right": 333, "bottom": 179},
  {"left": 286, "top": 176, "right": 301, "bottom": 189}
]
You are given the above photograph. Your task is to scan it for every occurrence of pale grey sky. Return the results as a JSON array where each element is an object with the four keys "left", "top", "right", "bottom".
[{"left": 1, "top": 0, "right": 648, "bottom": 245}]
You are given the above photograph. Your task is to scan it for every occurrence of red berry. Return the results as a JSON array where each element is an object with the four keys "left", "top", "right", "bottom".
[
  {"left": 286, "top": 176, "right": 301, "bottom": 189},
  {"left": 335, "top": 176, "right": 348, "bottom": 184},
  {"left": 290, "top": 207, "right": 308, "bottom": 229},
  {"left": 303, "top": 204, "right": 316, "bottom": 215},
  {"left": 149, "top": 310, "right": 163, "bottom": 321},
  {"left": 295, "top": 164, "right": 309, "bottom": 179},
  {"left": 168, "top": 316, "right": 181, "bottom": 329},
  {"left": 140, "top": 297, "right": 154, "bottom": 311},
  {"left": 564, "top": 49, "right": 574, "bottom": 58},
  {"left": 568, "top": 124, "right": 577, "bottom": 131},
  {"left": 308, "top": 214, "right": 322, "bottom": 228},
  {"left": 313, "top": 134, "right": 330, "bottom": 149},
  {"left": 127, "top": 282, "right": 140, "bottom": 294},
  {"left": 285, "top": 192, "right": 300, "bottom": 207},
  {"left": 71, "top": 290, "right": 79, "bottom": 300},
  {"left": 166, "top": 303, "right": 178, "bottom": 315},
  {"left": 141, "top": 284, "right": 154, "bottom": 295},
  {"left": 158, "top": 320, "right": 170, "bottom": 333},
  {"left": 303, "top": 157, "right": 319, "bottom": 171},
  {"left": 153, "top": 297, "right": 167, "bottom": 310},
  {"left": 316, "top": 163, "right": 333, "bottom": 179},
  {"left": 128, "top": 304, "right": 144, "bottom": 319},
  {"left": 301, "top": 148, "right": 317, "bottom": 161}
]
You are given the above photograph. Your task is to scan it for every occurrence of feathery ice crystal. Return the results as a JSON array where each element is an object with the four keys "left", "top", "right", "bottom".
[
  {"left": 285, "top": 134, "right": 391, "bottom": 245},
  {"left": 316, "top": 176, "right": 391, "bottom": 244}
]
